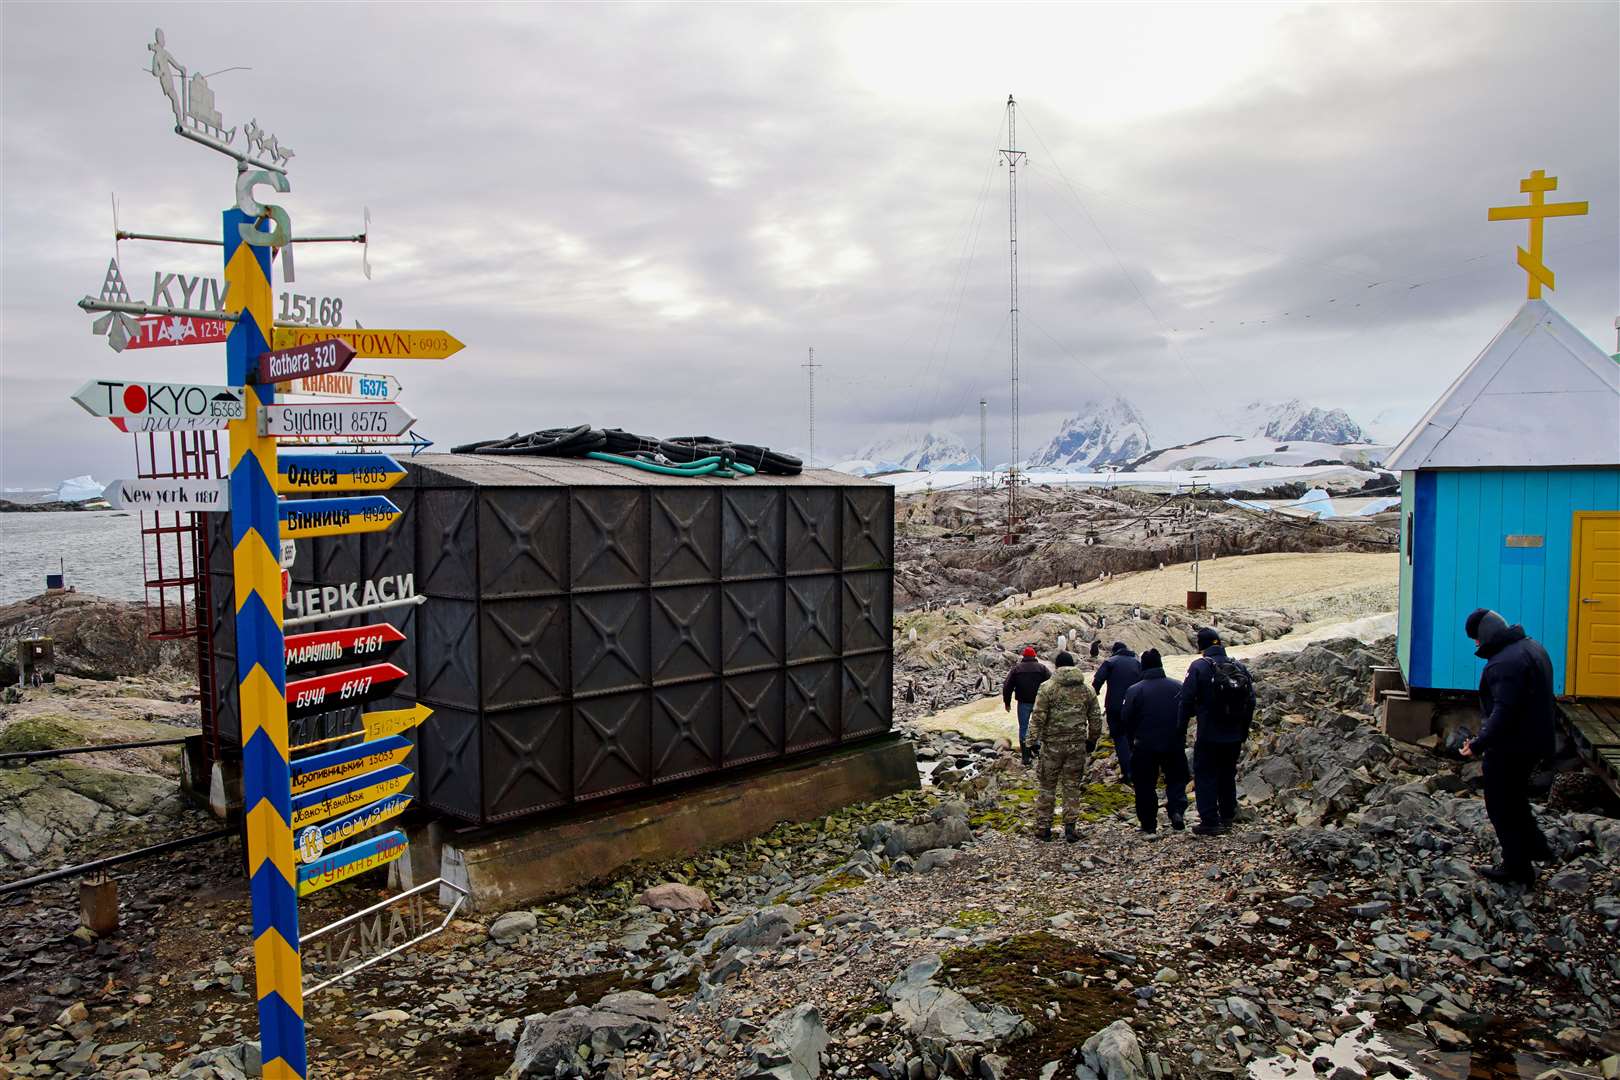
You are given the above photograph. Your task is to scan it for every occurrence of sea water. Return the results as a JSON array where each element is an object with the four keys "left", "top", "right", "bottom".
[{"left": 0, "top": 512, "right": 148, "bottom": 603}]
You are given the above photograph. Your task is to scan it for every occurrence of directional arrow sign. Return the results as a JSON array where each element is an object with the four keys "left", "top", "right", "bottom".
[
  {"left": 105, "top": 478, "right": 230, "bottom": 512},
  {"left": 295, "top": 793, "right": 412, "bottom": 864},
  {"left": 280, "top": 495, "right": 402, "bottom": 540},
  {"left": 282, "top": 371, "right": 402, "bottom": 401},
  {"left": 256, "top": 337, "right": 357, "bottom": 384},
  {"left": 286, "top": 662, "right": 408, "bottom": 724},
  {"left": 296, "top": 829, "right": 408, "bottom": 897},
  {"left": 275, "top": 453, "right": 406, "bottom": 494},
  {"left": 290, "top": 733, "right": 414, "bottom": 795},
  {"left": 291, "top": 764, "right": 413, "bottom": 829},
  {"left": 284, "top": 622, "right": 407, "bottom": 675},
  {"left": 355, "top": 702, "right": 432, "bottom": 742},
  {"left": 273, "top": 326, "right": 464, "bottom": 360},
  {"left": 73, "top": 379, "right": 246, "bottom": 425},
  {"left": 124, "top": 314, "right": 231, "bottom": 350},
  {"left": 265, "top": 402, "right": 416, "bottom": 439}
]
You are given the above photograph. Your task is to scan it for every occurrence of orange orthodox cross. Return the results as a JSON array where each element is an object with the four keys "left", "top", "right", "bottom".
[{"left": 1487, "top": 170, "right": 1588, "bottom": 299}]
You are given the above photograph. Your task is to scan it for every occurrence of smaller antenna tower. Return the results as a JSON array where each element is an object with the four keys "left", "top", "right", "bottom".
[
  {"left": 802, "top": 346, "right": 821, "bottom": 464},
  {"left": 978, "top": 399, "right": 989, "bottom": 474}
]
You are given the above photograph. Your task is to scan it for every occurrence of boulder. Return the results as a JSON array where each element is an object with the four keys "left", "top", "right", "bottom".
[
  {"left": 489, "top": 910, "right": 538, "bottom": 944},
  {"left": 637, "top": 882, "right": 713, "bottom": 912},
  {"left": 714, "top": 905, "right": 801, "bottom": 951},
  {"left": 1080, "top": 1019, "right": 1146, "bottom": 1080},
  {"left": 511, "top": 991, "right": 672, "bottom": 1076},
  {"left": 743, "top": 1004, "right": 829, "bottom": 1080}
]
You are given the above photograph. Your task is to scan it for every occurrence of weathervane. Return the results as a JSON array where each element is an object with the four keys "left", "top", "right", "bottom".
[
  {"left": 147, "top": 27, "right": 292, "bottom": 174},
  {"left": 1488, "top": 169, "right": 1588, "bottom": 299}
]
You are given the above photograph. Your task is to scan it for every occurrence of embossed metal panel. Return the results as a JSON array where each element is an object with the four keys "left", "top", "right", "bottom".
[
  {"left": 843, "top": 487, "right": 892, "bottom": 570},
  {"left": 214, "top": 657, "right": 240, "bottom": 746},
  {"left": 721, "top": 581, "right": 784, "bottom": 673},
  {"left": 362, "top": 487, "right": 417, "bottom": 586},
  {"left": 416, "top": 597, "right": 479, "bottom": 709},
  {"left": 207, "top": 511, "right": 233, "bottom": 576},
  {"left": 785, "top": 574, "right": 839, "bottom": 662},
  {"left": 483, "top": 704, "right": 570, "bottom": 819},
  {"left": 721, "top": 489, "right": 783, "bottom": 579},
  {"left": 572, "top": 591, "right": 649, "bottom": 696},
  {"left": 842, "top": 652, "right": 891, "bottom": 739},
  {"left": 650, "top": 488, "right": 720, "bottom": 584},
  {"left": 479, "top": 488, "right": 566, "bottom": 597},
  {"left": 785, "top": 661, "right": 839, "bottom": 751},
  {"left": 786, "top": 488, "right": 839, "bottom": 574},
  {"left": 722, "top": 669, "right": 784, "bottom": 765},
  {"left": 650, "top": 679, "right": 721, "bottom": 783},
  {"left": 419, "top": 488, "right": 478, "bottom": 599},
  {"left": 650, "top": 586, "right": 720, "bottom": 685},
  {"left": 571, "top": 488, "right": 647, "bottom": 590},
  {"left": 841, "top": 571, "right": 892, "bottom": 654},
  {"left": 418, "top": 704, "right": 482, "bottom": 820},
  {"left": 574, "top": 692, "right": 650, "bottom": 800},
  {"left": 307, "top": 532, "right": 364, "bottom": 592},
  {"left": 481, "top": 597, "right": 568, "bottom": 707}
]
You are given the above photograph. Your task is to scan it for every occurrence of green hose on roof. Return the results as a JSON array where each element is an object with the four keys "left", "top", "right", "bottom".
[{"left": 586, "top": 451, "right": 757, "bottom": 479}]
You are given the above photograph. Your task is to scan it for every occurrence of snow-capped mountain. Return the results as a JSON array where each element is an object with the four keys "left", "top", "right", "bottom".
[
  {"left": 1225, "top": 400, "right": 1369, "bottom": 445},
  {"left": 854, "top": 430, "right": 978, "bottom": 473},
  {"left": 1028, "top": 396, "right": 1151, "bottom": 470},
  {"left": 1127, "top": 435, "right": 1387, "bottom": 472}
]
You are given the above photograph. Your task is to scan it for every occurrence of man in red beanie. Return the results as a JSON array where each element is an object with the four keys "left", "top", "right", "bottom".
[{"left": 1003, "top": 646, "right": 1051, "bottom": 766}]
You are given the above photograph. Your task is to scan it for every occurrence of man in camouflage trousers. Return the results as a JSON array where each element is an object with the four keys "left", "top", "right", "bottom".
[{"left": 1027, "top": 652, "right": 1105, "bottom": 842}]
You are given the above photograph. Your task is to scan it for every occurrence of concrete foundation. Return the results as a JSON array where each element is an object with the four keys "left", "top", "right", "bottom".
[
  {"left": 1379, "top": 691, "right": 1437, "bottom": 744},
  {"left": 207, "top": 758, "right": 243, "bottom": 820},
  {"left": 438, "top": 736, "right": 919, "bottom": 913}
]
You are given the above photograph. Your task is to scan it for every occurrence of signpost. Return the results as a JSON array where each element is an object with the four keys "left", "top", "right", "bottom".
[
  {"left": 291, "top": 763, "right": 413, "bottom": 829},
  {"left": 272, "top": 325, "right": 464, "bottom": 360},
  {"left": 104, "top": 477, "right": 230, "bottom": 511},
  {"left": 64, "top": 30, "right": 468, "bottom": 1071},
  {"left": 283, "top": 623, "right": 406, "bottom": 675},
  {"left": 72, "top": 379, "right": 245, "bottom": 425},
  {"left": 257, "top": 338, "right": 357, "bottom": 384},
  {"left": 285, "top": 662, "right": 408, "bottom": 724},
  {"left": 282, "top": 371, "right": 401, "bottom": 401},
  {"left": 274, "top": 453, "right": 405, "bottom": 494},
  {"left": 279, "top": 495, "right": 402, "bottom": 540},
  {"left": 296, "top": 830, "right": 408, "bottom": 897},
  {"left": 264, "top": 402, "right": 416, "bottom": 439}
]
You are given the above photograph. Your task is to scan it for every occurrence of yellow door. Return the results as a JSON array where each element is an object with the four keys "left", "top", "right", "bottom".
[{"left": 1573, "top": 512, "right": 1620, "bottom": 698}]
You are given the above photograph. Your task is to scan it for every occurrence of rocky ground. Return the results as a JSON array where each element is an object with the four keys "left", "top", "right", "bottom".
[
  {"left": 892, "top": 486, "right": 1396, "bottom": 610},
  {"left": 2, "top": 633, "right": 1618, "bottom": 1080}
]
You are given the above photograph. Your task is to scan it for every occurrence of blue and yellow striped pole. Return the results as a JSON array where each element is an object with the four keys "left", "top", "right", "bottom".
[{"left": 225, "top": 208, "right": 306, "bottom": 1078}]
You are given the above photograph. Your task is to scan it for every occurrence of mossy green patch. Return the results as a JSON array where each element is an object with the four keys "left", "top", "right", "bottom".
[
  {"left": 0, "top": 715, "right": 82, "bottom": 753},
  {"left": 941, "top": 931, "right": 1139, "bottom": 1076},
  {"left": 969, "top": 779, "right": 1130, "bottom": 833},
  {"left": 999, "top": 602, "right": 1083, "bottom": 621},
  {"left": 811, "top": 872, "right": 867, "bottom": 896},
  {"left": 950, "top": 908, "right": 997, "bottom": 928}
]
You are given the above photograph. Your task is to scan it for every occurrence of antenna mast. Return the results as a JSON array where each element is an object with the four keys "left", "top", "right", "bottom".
[
  {"left": 1000, "top": 95, "right": 1026, "bottom": 533},
  {"left": 802, "top": 346, "right": 820, "bottom": 464}
]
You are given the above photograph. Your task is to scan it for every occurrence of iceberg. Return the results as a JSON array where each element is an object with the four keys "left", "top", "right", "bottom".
[{"left": 54, "top": 475, "right": 105, "bottom": 502}]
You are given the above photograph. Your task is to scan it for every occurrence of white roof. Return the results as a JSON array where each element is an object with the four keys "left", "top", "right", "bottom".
[{"left": 1386, "top": 300, "right": 1620, "bottom": 471}]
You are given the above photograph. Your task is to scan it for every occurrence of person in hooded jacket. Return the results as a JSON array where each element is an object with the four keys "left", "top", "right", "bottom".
[
  {"left": 1460, "top": 608, "right": 1556, "bottom": 886},
  {"left": 1180, "top": 627, "right": 1254, "bottom": 835},
  {"left": 1027, "top": 652, "right": 1104, "bottom": 842},
  {"left": 1119, "top": 648, "right": 1189, "bottom": 832},
  {"left": 1092, "top": 641, "right": 1143, "bottom": 780},
  {"left": 1002, "top": 646, "right": 1051, "bottom": 766}
]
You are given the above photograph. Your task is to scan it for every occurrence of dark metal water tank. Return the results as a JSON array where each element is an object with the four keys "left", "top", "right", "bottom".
[{"left": 204, "top": 454, "right": 895, "bottom": 825}]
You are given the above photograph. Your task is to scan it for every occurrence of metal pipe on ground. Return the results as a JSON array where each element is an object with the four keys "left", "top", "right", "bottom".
[
  {"left": 0, "top": 737, "right": 189, "bottom": 764},
  {"left": 0, "top": 828, "right": 234, "bottom": 897}
]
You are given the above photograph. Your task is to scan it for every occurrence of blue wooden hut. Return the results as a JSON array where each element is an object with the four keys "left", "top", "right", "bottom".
[{"left": 1388, "top": 299, "right": 1620, "bottom": 699}]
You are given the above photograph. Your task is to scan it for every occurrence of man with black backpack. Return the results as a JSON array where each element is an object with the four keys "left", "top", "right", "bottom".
[{"left": 1180, "top": 627, "right": 1254, "bottom": 836}]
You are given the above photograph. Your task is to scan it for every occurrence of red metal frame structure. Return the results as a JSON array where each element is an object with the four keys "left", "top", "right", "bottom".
[{"left": 133, "top": 428, "right": 224, "bottom": 763}]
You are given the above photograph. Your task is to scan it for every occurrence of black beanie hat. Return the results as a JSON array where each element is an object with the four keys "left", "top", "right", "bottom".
[
  {"left": 1141, "top": 648, "right": 1163, "bottom": 669},
  {"left": 1196, "top": 627, "right": 1220, "bottom": 651},
  {"left": 1464, "top": 608, "right": 1492, "bottom": 639},
  {"left": 1110, "top": 640, "right": 1128, "bottom": 654},
  {"left": 1054, "top": 651, "right": 1076, "bottom": 668}
]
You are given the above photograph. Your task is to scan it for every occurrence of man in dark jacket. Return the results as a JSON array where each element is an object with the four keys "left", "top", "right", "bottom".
[
  {"left": 1002, "top": 646, "right": 1051, "bottom": 766},
  {"left": 1180, "top": 627, "right": 1254, "bottom": 836},
  {"left": 1092, "top": 642, "right": 1143, "bottom": 780},
  {"left": 1119, "top": 648, "right": 1189, "bottom": 832},
  {"left": 1460, "top": 608, "right": 1556, "bottom": 886}
]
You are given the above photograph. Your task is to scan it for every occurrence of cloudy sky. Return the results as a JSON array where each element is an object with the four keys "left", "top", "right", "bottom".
[{"left": 2, "top": 2, "right": 1615, "bottom": 487}]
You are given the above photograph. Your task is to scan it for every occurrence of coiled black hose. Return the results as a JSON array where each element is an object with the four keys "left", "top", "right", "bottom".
[{"left": 452, "top": 426, "right": 803, "bottom": 476}]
